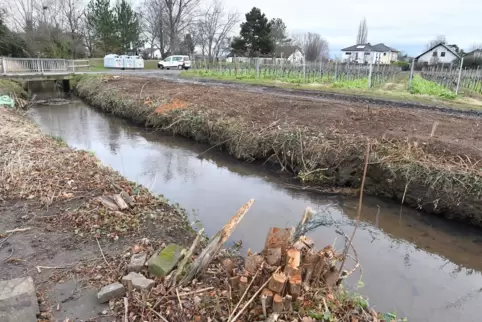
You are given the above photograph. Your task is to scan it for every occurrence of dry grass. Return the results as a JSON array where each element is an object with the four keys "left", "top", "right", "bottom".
[{"left": 75, "top": 75, "right": 482, "bottom": 226}]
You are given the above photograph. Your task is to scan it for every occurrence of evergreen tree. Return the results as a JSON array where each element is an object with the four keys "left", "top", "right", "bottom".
[
  {"left": 0, "top": 13, "right": 26, "bottom": 57},
  {"left": 115, "top": 0, "right": 141, "bottom": 53},
  {"left": 231, "top": 7, "right": 273, "bottom": 57},
  {"left": 86, "top": 0, "right": 118, "bottom": 54},
  {"left": 269, "top": 18, "right": 290, "bottom": 48}
]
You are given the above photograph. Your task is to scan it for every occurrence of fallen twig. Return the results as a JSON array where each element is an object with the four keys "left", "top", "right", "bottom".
[
  {"left": 167, "top": 286, "right": 214, "bottom": 299},
  {"left": 4, "top": 227, "right": 32, "bottom": 234},
  {"left": 124, "top": 297, "right": 128, "bottom": 322},
  {"left": 228, "top": 264, "right": 264, "bottom": 321},
  {"left": 170, "top": 228, "right": 204, "bottom": 288},
  {"left": 96, "top": 238, "right": 110, "bottom": 268}
]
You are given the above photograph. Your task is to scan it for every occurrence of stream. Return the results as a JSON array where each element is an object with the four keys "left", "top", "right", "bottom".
[{"left": 30, "top": 99, "right": 482, "bottom": 322}]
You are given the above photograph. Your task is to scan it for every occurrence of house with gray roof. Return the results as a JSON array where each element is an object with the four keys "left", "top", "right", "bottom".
[{"left": 341, "top": 43, "right": 399, "bottom": 64}]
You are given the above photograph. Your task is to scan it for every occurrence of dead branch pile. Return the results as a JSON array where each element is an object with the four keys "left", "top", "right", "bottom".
[{"left": 93, "top": 200, "right": 377, "bottom": 322}]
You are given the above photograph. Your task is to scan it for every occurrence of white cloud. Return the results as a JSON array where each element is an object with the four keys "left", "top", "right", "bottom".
[{"left": 223, "top": 0, "right": 482, "bottom": 55}]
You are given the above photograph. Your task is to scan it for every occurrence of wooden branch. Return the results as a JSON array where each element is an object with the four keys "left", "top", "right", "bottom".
[
  {"left": 272, "top": 294, "right": 284, "bottom": 313},
  {"left": 97, "top": 195, "right": 119, "bottom": 210},
  {"left": 112, "top": 194, "right": 129, "bottom": 210},
  {"left": 182, "top": 199, "right": 254, "bottom": 285},
  {"left": 170, "top": 228, "right": 204, "bottom": 287}
]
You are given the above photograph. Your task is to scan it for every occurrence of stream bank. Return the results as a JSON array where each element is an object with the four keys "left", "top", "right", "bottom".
[{"left": 74, "top": 74, "right": 482, "bottom": 227}]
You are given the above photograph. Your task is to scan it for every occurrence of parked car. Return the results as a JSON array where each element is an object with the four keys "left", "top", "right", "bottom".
[{"left": 157, "top": 55, "right": 191, "bottom": 70}]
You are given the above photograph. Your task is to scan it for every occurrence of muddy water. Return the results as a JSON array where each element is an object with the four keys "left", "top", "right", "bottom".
[{"left": 30, "top": 101, "right": 482, "bottom": 322}]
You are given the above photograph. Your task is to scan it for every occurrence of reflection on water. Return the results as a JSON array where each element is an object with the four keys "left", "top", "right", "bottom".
[{"left": 30, "top": 102, "right": 482, "bottom": 322}]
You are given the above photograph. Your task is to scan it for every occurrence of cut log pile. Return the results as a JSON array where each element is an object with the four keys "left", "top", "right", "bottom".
[{"left": 223, "top": 226, "right": 341, "bottom": 319}]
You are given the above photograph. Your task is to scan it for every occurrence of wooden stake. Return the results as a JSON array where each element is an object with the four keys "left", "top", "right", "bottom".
[
  {"left": 302, "top": 250, "right": 319, "bottom": 290},
  {"left": 261, "top": 294, "right": 268, "bottom": 317},
  {"left": 268, "top": 272, "right": 286, "bottom": 293},
  {"left": 261, "top": 288, "right": 273, "bottom": 307},
  {"left": 229, "top": 276, "right": 240, "bottom": 290},
  {"left": 285, "top": 248, "right": 300, "bottom": 276},
  {"left": 284, "top": 294, "right": 293, "bottom": 311},
  {"left": 272, "top": 294, "right": 284, "bottom": 313},
  {"left": 288, "top": 271, "right": 302, "bottom": 298},
  {"left": 183, "top": 199, "right": 254, "bottom": 285}
]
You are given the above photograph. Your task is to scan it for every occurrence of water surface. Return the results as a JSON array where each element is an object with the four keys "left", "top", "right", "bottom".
[{"left": 30, "top": 102, "right": 482, "bottom": 322}]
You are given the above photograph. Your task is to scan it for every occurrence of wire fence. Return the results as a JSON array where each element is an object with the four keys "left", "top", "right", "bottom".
[
  {"left": 420, "top": 65, "right": 482, "bottom": 94},
  {"left": 191, "top": 58, "right": 402, "bottom": 88}
]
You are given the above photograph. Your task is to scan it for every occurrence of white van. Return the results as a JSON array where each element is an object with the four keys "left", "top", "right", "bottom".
[{"left": 157, "top": 55, "right": 191, "bottom": 70}]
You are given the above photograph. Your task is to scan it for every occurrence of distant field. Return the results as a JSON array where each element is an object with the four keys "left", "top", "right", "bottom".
[{"left": 89, "top": 58, "right": 160, "bottom": 71}]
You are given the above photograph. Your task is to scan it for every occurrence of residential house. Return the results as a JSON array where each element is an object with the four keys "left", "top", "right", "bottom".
[
  {"left": 341, "top": 43, "right": 399, "bottom": 64},
  {"left": 463, "top": 49, "right": 482, "bottom": 67},
  {"left": 226, "top": 46, "right": 303, "bottom": 64},
  {"left": 414, "top": 43, "right": 459, "bottom": 65},
  {"left": 465, "top": 49, "right": 482, "bottom": 59}
]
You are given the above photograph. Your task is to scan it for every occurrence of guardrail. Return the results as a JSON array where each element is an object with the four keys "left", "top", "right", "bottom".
[{"left": 1, "top": 57, "right": 90, "bottom": 75}]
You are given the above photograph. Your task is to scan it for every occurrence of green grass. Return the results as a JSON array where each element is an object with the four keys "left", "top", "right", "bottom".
[
  {"left": 410, "top": 75, "right": 457, "bottom": 99},
  {"left": 0, "top": 79, "right": 27, "bottom": 98},
  {"left": 89, "top": 58, "right": 159, "bottom": 70}
]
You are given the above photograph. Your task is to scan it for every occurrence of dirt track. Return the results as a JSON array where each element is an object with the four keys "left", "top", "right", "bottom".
[{"left": 111, "top": 76, "right": 482, "bottom": 160}]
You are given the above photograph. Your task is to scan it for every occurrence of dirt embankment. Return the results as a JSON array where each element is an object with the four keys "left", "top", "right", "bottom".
[
  {"left": 0, "top": 104, "right": 194, "bottom": 320},
  {"left": 74, "top": 74, "right": 482, "bottom": 227}
]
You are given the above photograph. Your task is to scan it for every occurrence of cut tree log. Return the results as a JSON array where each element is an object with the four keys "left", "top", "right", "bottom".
[
  {"left": 264, "top": 227, "right": 294, "bottom": 254},
  {"left": 268, "top": 272, "right": 286, "bottom": 294},
  {"left": 272, "top": 294, "right": 284, "bottom": 313},
  {"left": 284, "top": 294, "right": 293, "bottom": 311},
  {"left": 285, "top": 248, "right": 301, "bottom": 276},
  {"left": 120, "top": 191, "right": 135, "bottom": 207},
  {"left": 229, "top": 276, "right": 240, "bottom": 290},
  {"left": 239, "top": 276, "right": 248, "bottom": 295},
  {"left": 244, "top": 255, "right": 264, "bottom": 275},
  {"left": 221, "top": 258, "right": 236, "bottom": 276},
  {"left": 311, "top": 252, "right": 327, "bottom": 284},
  {"left": 97, "top": 196, "right": 119, "bottom": 211},
  {"left": 261, "top": 288, "right": 273, "bottom": 307},
  {"left": 302, "top": 250, "right": 320, "bottom": 289},
  {"left": 266, "top": 248, "right": 282, "bottom": 266},
  {"left": 182, "top": 199, "right": 254, "bottom": 285},
  {"left": 112, "top": 194, "right": 129, "bottom": 210},
  {"left": 323, "top": 267, "right": 340, "bottom": 289},
  {"left": 288, "top": 271, "right": 302, "bottom": 298}
]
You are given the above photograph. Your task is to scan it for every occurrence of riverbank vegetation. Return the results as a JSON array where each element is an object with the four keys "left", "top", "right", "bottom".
[{"left": 75, "top": 74, "right": 482, "bottom": 228}]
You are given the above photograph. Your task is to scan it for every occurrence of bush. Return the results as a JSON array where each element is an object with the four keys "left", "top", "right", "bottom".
[{"left": 392, "top": 61, "right": 410, "bottom": 71}]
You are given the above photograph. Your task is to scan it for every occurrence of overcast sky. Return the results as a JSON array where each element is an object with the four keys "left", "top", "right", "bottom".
[{"left": 222, "top": 0, "right": 482, "bottom": 56}]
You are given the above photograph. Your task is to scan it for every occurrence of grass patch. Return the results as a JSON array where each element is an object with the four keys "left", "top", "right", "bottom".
[
  {"left": 0, "top": 79, "right": 27, "bottom": 98},
  {"left": 410, "top": 75, "right": 457, "bottom": 99}
]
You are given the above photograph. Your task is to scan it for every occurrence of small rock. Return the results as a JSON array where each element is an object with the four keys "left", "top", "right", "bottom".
[
  {"left": 122, "top": 272, "right": 145, "bottom": 285},
  {"left": 148, "top": 244, "right": 184, "bottom": 277},
  {"left": 131, "top": 277, "right": 155, "bottom": 291},
  {"left": 97, "top": 283, "right": 125, "bottom": 303},
  {"left": 128, "top": 252, "right": 147, "bottom": 272},
  {"left": 101, "top": 309, "right": 108, "bottom": 315}
]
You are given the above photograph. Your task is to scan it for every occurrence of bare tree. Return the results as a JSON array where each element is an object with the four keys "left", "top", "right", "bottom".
[
  {"left": 60, "top": 0, "right": 84, "bottom": 58},
  {"left": 141, "top": 0, "right": 169, "bottom": 57},
  {"left": 356, "top": 18, "right": 367, "bottom": 44},
  {"left": 162, "top": 0, "right": 200, "bottom": 54},
  {"left": 197, "top": 0, "right": 238, "bottom": 60},
  {"left": 295, "top": 32, "right": 329, "bottom": 62},
  {"left": 426, "top": 35, "right": 446, "bottom": 49}
]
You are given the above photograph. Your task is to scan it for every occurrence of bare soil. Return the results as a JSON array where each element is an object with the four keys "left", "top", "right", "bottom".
[
  {"left": 112, "top": 76, "right": 482, "bottom": 160},
  {"left": 0, "top": 108, "right": 194, "bottom": 321}
]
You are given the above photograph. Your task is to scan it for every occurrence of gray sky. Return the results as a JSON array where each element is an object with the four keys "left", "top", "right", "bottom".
[{"left": 223, "top": 0, "right": 482, "bottom": 56}]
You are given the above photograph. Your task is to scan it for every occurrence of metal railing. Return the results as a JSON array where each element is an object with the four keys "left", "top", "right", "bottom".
[{"left": 1, "top": 57, "right": 90, "bottom": 75}]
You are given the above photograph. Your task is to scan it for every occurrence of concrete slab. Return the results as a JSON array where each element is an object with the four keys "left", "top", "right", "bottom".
[{"left": 0, "top": 276, "right": 39, "bottom": 322}]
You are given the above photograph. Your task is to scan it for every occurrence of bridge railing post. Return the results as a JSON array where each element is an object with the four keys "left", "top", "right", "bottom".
[{"left": 2, "top": 57, "right": 6, "bottom": 75}]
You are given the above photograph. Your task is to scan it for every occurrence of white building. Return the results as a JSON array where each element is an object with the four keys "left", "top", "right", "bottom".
[
  {"left": 341, "top": 43, "right": 399, "bottom": 64},
  {"left": 415, "top": 43, "right": 460, "bottom": 65},
  {"left": 226, "top": 46, "right": 304, "bottom": 64}
]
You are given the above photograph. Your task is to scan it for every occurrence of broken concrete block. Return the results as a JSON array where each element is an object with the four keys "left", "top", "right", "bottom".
[
  {"left": 128, "top": 252, "right": 147, "bottom": 272},
  {"left": 0, "top": 276, "right": 39, "bottom": 322},
  {"left": 148, "top": 244, "right": 184, "bottom": 277},
  {"left": 97, "top": 283, "right": 125, "bottom": 303},
  {"left": 131, "top": 277, "right": 155, "bottom": 291},
  {"left": 121, "top": 272, "right": 145, "bottom": 285}
]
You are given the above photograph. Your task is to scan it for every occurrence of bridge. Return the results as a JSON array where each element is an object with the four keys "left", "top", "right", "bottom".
[{"left": 1, "top": 57, "right": 90, "bottom": 81}]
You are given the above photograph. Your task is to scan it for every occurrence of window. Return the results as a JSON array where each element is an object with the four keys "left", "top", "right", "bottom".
[
  {"left": 345, "top": 52, "right": 351, "bottom": 55},
  {"left": 364, "top": 52, "right": 370, "bottom": 55},
  {"left": 383, "top": 53, "right": 387, "bottom": 56},
  {"left": 433, "top": 51, "right": 438, "bottom": 57},
  {"left": 441, "top": 52, "right": 446, "bottom": 57}
]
